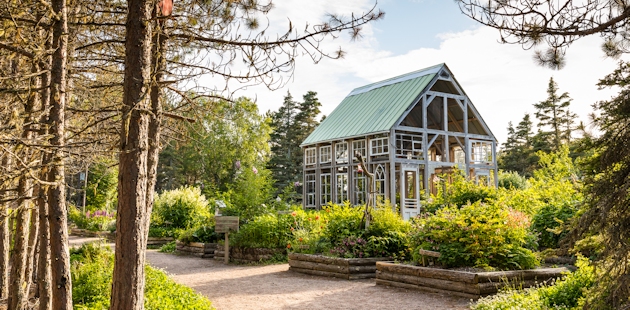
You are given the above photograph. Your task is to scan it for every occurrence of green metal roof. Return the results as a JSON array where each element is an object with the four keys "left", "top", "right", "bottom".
[{"left": 301, "top": 64, "right": 443, "bottom": 146}]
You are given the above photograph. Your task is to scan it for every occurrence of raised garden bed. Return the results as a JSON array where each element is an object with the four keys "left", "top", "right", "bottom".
[
  {"left": 214, "top": 247, "right": 286, "bottom": 263},
  {"left": 288, "top": 253, "right": 391, "bottom": 280},
  {"left": 70, "top": 228, "right": 115, "bottom": 240},
  {"left": 176, "top": 241, "right": 217, "bottom": 258},
  {"left": 375, "top": 262, "right": 569, "bottom": 299}
]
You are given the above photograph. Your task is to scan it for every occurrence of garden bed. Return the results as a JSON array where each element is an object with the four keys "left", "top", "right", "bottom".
[
  {"left": 288, "top": 253, "right": 391, "bottom": 280},
  {"left": 214, "top": 247, "right": 286, "bottom": 263},
  {"left": 70, "top": 228, "right": 115, "bottom": 240},
  {"left": 375, "top": 262, "right": 569, "bottom": 299},
  {"left": 175, "top": 241, "right": 216, "bottom": 258}
]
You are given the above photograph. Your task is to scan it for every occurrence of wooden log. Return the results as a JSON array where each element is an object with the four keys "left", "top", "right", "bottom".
[
  {"left": 348, "top": 273, "right": 377, "bottom": 280},
  {"left": 289, "top": 253, "right": 343, "bottom": 266},
  {"left": 478, "top": 279, "right": 543, "bottom": 295},
  {"left": 344, "top": 257, "right": 391, "bottom": 266},
  {"left": 348, "top": 265, "right": 377, "bottom": 274},
  {"left": 376, "top": 262, "right": 479, "bottom": 284},
  {"left": 375, "top": 279, "right": 479, "bottom": 300},
  {"left": 289, "top": 259, "right": 350, "bottom": 274},
  {"left": 477, "top": 267, "right": 568, "bottom": 283},
  {"left": 377, "top": 270, "right": 480, "bottom": 295},
  {"left": 289, "top": 267, "right": 349, "bottom": 280},
  {"left": 418, "top": 249, "right": 441, "bottom": 257},
  {"left": 175, "top": 250, "right": 204, "bottom": 257},
  {"left": 175, "top": 245, "right": 205, "bottom": 253}
]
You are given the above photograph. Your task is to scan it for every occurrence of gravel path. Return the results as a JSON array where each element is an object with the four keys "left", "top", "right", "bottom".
[{"left": 146, "top": 250, "right": 473, "bottom": 310}]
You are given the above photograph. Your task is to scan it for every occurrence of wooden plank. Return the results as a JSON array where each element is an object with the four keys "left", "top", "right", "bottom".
[
  {"left": 476, "top": 267, "right": 568, "bottom": 283},
  {"left": 289, "top": 259, "right": 349, "bottom": 274},
  {"left": 418, "top": 249, "right": 441, "bottom": 258},
  {"left": 289, "top": 267, "right": 349, "bottom": 280},
  {"left": 375, "top": 279, "right": 479, "bottom": 300},
  {"left": 215, "top": 216, "right": 239, "bottom": 233},
  {"left": 377, "top": 270, "right": 480, "bottom": 295},
  {"left": 376, "top": 262, "right": 478, "bottom": 284},
  {"left": 348, "top": 265, "right": 376, "bottom": 274}
]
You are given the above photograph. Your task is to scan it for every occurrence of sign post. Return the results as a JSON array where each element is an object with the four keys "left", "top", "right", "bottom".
[{"left": 215, "top": 216, "right": 239, "bottom": 263}]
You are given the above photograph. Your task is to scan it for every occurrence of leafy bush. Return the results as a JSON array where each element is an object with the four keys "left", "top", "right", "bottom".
[
  {"left": 159, "top": 241, "right": 176, "bottom": 253},
  {"left": 85, "top": 159, "right": 118, "bottom": 212},
  {"left": 178, "top": 225, "right": 219, "bottom": 244},
  {"left": 410, "top": 202, "right": 539, "bottom": 270},
  {"left": 424, "top": 172, "right": 497, "bottom": 213},
  {"left": 151, "top": 186, "right": 212, "bottom": 231},
  {"left": 532, "top": 201, "right": 578, "bottom": 248},
  {"left": 71, "top": 243, "right": 214, "bottom": 309},
  {"left": 320, "top": 203, "right": 364, "bottom": 245},
  {"left": 69, "top": 206, "right": 116, "bottom": 232},
  {"left": 473, "top": 256, "right": 595, "bottom": 310},
  {"left": 498, "top": 171, "right": 528, "bottom": 190},
  {"left": 231, "top": 213, "right": 294, "bottom": 249}
]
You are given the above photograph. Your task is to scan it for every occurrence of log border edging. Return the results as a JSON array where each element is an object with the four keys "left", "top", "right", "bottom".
[{"left": 288, "top": 253, "right": 392, "bottom": 280}]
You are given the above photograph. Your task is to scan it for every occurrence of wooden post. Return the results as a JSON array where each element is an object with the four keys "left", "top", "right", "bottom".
[{"left": 224, "top": 232, "right": 229, "bottom": 264}]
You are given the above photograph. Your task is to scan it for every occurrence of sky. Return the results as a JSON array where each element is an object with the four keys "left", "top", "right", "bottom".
[{"left": 225, "top": 0, "right": 626, "bottom": 146}]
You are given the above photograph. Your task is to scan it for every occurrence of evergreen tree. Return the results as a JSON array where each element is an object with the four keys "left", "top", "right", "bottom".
[
  {"left": 268, "top": 91, "right": 322, "bottom": 193},
  {"left": 534, "top": 78, "right": 576, "bottom": 151},
  {"left": 498, "top": 114, "right": 537, "bottom": 176}
]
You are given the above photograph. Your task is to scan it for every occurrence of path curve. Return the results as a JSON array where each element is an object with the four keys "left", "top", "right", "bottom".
[{"left": 145, "top": 250, "right": 472, "bottom": 310}]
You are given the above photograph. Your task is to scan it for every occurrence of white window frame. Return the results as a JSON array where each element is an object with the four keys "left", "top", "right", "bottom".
[
  {"left": 305, "top": 174, "right": 316, "bottom": 206},
  {"left": 353, "top": 167, "right": 367, "bottom": 205},
  {"left": 335, "top": 142, "right": 348, "bottom": 164},
  {"left": 374, "top": 165, "right": 386, "bottom": 205},
  {"left": 470, "top": 140, "right": 493, "bottom": 164},
  {"left": 395, "top": 133, "right": 423, "bottom": 159},
  {"left": 320, "top": 173, "right": 332, "bottom": 205},
  {"left": 336, "top": 172, "right": 348, "bottom": 203},
  {"left": 319, "top": 145, "right": 332, "bottom": 164},
  {"left": 370, "top": 137, "right": 389, "bottom": 156},
  {"left": 305, "top": 147, "right": 316, "bottom": 165},
  {"left": 352, "top": 140, "right": 366, "bottom": 161}
]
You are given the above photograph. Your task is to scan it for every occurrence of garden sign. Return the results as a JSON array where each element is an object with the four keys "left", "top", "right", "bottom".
[{"left": 215, "top": 216, "right": 239, "bottom": 263}]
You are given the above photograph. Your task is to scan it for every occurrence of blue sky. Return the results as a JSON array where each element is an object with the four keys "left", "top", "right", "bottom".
[{"left": 221, "top": 0, "right": 627, "bottom": 145}]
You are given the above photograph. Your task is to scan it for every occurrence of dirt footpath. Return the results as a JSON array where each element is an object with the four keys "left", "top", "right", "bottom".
[{"left": 146, "top": 250, "right": 472, "bottom": 310}]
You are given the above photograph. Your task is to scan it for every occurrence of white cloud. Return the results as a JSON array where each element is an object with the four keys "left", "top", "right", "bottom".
[{"left": 231, "top": 4, "right": 624, "bottom": 145}]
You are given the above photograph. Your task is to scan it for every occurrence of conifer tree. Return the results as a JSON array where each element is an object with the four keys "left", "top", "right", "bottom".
[{"left": 533, "top": 77, "right": 576, "bottom": 151}]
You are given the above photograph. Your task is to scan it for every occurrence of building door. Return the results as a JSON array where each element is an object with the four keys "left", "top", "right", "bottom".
[{"left": 401, "top": 164, "right": 420, "bottom": 220}]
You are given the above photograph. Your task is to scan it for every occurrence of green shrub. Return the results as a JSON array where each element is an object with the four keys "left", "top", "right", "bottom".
[
  {"left": 148, "top": 226, "right": 183, "bottom": 239},
  {"left": 159, "top": 241, "right": 177, "bottom": 253},
  {"left": 473, "top": 256, "right": 595, "bottom": 310},
  {"left": 85, "top": 159, "right": 118, "bottom": 212},
  {"left": 68, "top": 206, "right": 116, "bottom": 232},
  {"left": 424, "top": 172, "right": 497, "bottom": 213},
  {"left": 320, "top": 203, "right": 364, "bottom": 245},
  {"left": 178, "top": 225, "right": 219, "bottom": 244},
  {"left": 231, "top": 213, "right": 294, "bottom": 249},
  {"left": 532, "top": 201, "right": 578, "bottom": 248},
  {"left": 287, "top": 208, "right": 329, "bottom": 254},
  {"left": 410, "top": 202, "right": 539, "bottom": 270},
  {"left": 498, "top": 171, "right": 528, "bottom": 190},
  {"left": 151, "top": 186, "right": 212, "bottom": 230},
  {"left": 71, "top": 243, "right": 214, "bottom": 309}
]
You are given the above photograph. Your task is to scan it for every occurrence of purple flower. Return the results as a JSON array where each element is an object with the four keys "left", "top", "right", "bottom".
[
  {"left": 252, "top": 166, "right": 258, "bottom": 174},
  {"left": 294, "top": 181, "right": 302, "bottom": 187}
]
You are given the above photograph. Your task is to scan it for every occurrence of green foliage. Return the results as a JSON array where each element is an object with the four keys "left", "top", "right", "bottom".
[
  {"left": 159, "top": 241, "right": 177, "bottom": 253},
  {"left": 497, "top": 171, "right": 528, "bottom": 190},
  {"left": 178, "top": 225, "right": 219, "bottom": 244},
  {"left": 151, "top": 186, "right": 212, "bottom": 230},
  {"left": 71, "top": 243, "right": 214, "bottom": 310},
  {"left": 85, "top": 159, "right": 118, "bottom": 212},
  {"left": 157, "top": 97, "right": 272, "bottom": 194},
  {"left": 68, "top": 206, "right": 116, "bottom": 232},
  {"left": 531, "top": 202, "right": 578, "bottom": 248},
  {"left": 425, "top": 172, "right": 497, "bottom": 213},
  {"left": 231, "top": 213, "right": 294, "bottom": 249},
  {"left": 410, "top": 202, "right": 539, "bottom": 270},
  {"left": 473, "top": 256, "right": 595, "bottom": 310},
  {"left": 320, "top": 203, "right": 364, "bottom": 245},
  {"left": 220, "top": 165, "right": 275, "bottom": 222},
  {"left": 148, "top": 226, "right": 184, "bottom": 238}
]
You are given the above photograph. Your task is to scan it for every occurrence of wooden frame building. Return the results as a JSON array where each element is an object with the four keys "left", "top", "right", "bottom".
[{"left": 300, "top": 64, "right": 498, "bottom": 219}]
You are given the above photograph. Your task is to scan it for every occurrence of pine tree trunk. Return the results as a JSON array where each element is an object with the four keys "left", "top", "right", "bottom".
[
  {"left": 110, "top": 0, "right": 153, "bottom": 308},
  {"left": 49, "top": 0, "right": 72, "bottom": 308},
  {"left": 37, "top": 44, "right": 53, "bottom": 310},
  {"left": 8, "top": 177, "right": 33, "bottom": 310},
  {"left": 25, "top": 197, "right": 39, "bottom": 290},
  {"left": 145, "top": 11, "right": 166, "bottom": 238},
  {"left": 0, "top": 154, "right": 12, "bottom": 299}
]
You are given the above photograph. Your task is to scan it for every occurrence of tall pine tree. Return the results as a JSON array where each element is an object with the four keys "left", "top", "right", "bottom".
[
  {"left": 534, "top": 77, "right": 577, "bottom": 151},
  {"left": 268, "top": 91, "right": 322, "bottom": 193},
  {"left": 499, "top": 114, "right": 538, "bottom": 176}
]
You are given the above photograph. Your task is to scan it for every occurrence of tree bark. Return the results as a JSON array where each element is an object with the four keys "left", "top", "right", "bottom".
[
  {"left": 37, "top": 47, "right": 53, "bottom": 310},
  {"left": 8, "top": 60, "right": 39, "bottom": 310},
  {"left": 48, "top": 0, "right": 72, "bottom": 307},
  {"left": 0, "top": 154, "right": 12, "bottom": 299},
  {"left": 110, "top": 0, "right": 153, "bottom": 308}
]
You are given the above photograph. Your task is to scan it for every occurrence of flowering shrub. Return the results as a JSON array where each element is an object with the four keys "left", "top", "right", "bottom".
[
  {"left": 330, "top": 236, "right": 369, "bottom": 258},
  {"left": 69, "top": 206, "right": 116, "bottom": 232},
  {"left": 410, "top": 202, "right": 539, "bottom": 270},
  {"left": 150, "top": 187, "right": 212, "bottom": 238}
]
